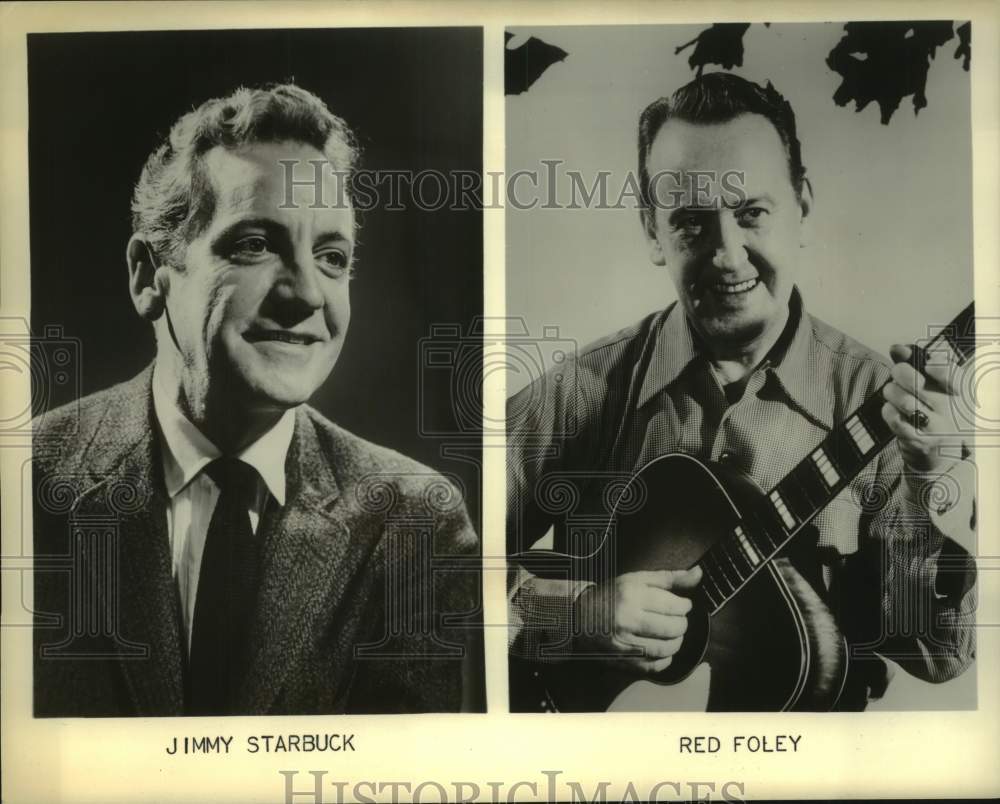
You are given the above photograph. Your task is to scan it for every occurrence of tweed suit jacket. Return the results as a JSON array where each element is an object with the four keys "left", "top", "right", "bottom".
[{"left": 32, "top": 368, "right": 481, "bottom": 716}]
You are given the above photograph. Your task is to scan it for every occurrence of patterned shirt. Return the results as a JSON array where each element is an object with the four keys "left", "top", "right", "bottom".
[{"left": 507, "top": 290, "right": 976, "bottom": 701}]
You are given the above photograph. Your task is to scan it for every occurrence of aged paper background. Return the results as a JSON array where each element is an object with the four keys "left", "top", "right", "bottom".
[{"left": 2, "top": 1, "right": 998, "bottom": 801}]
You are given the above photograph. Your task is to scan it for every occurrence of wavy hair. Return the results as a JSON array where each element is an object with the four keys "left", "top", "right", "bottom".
[{"left": 131, "top": 83, "right": 358, "bottom": 264}]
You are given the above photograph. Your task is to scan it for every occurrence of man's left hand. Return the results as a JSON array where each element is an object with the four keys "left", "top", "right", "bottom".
[{"left": 881, "top": 343, "right": 966, "bottom": 475}]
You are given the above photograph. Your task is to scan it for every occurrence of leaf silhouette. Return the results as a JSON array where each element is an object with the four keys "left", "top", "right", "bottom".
[
  {"left": 675, "top": 23, "right": 752, "bottom": 76},
  {"left": 826, "top": 21, "right": 959, "bottom": 125},
  {"left": 954, "top": 22, "right": 971, "bottom": 71},
  {"left": 505, "top": 32, "right": 569, "bottom": 96}
]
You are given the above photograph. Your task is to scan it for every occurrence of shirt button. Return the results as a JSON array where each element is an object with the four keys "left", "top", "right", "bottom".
[{"left": 719, "top": 450, "right": 735, "bottom": 463}]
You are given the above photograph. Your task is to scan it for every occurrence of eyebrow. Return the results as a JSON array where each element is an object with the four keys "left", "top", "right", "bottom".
[
  {"left": 212, "top": 217, "right": 353, "bottom": 250},
  {"left": 313, "top": 232, "right": 353, "bottom": 248},
  {"left": 666, "top": 191, "right": 780, "bottom": 225},
  {"left": 738, "top": 194, "right": 776, "bottom": 208}
]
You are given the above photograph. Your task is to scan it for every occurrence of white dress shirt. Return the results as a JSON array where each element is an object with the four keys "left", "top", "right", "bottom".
[{"left": 151, "top": 367, "right": 295, "bottom": 655}]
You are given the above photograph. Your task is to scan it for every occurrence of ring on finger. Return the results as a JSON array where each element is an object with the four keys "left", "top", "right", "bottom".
[{"left": 906, "top": 408, "right": 930, "bottom": 431}]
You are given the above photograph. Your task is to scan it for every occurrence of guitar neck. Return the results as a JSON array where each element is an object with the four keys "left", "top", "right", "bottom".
[{"left": 696, "top": 302, "right": 976, "bottom": 613}]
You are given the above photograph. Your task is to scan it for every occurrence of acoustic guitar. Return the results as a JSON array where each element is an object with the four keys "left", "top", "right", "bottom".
[{"left": 509, "top": 303, "right": 976, "bottom": 712}]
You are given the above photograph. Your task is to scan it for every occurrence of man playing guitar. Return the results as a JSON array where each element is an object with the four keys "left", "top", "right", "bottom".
[{"left": 506, "top": 72, "right": 976, "bottom": 712}]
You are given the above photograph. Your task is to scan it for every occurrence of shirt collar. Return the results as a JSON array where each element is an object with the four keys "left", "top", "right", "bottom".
[
  {"left": 766, "top": 289, "right": 834, "bottom": 430},
  {"left": 637, "top": 300, "right": 700, "bottom": 409},
  {"left": 638, "top": 288, "right": 833, "bottom": 430},
  {"left": 152, "top": 365, "right": 294, "bottom": 505}
]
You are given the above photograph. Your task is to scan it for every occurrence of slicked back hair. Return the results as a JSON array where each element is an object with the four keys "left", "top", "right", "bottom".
[
  {"left": 131, "top": 83, "right": 358, "bottom": 265},
  {"left": 638, "top": 72, "right": 806, "bottom": 224}
]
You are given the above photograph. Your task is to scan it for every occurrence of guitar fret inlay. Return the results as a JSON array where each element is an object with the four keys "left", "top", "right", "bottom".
[
  {"left": 927, "top": 337, "right": 960, "bottom": 367},
  {"left": 769, "top": 490, "right": 797, "bottom": 530},
  {"left": 810, "top": 447, "right": 840, "bottom": 488},
  {"left": 846, "top": 415, "right": 875, "bottom": 454},
  {"left": 735, "top": 526, "right": 761, "bottom": 566}
]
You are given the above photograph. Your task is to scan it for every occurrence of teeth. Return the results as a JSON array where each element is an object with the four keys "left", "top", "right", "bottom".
[
  {"left": 255, "top": 332, "right": 311, "bottom": 344},
  {"left": 712, "top": 278, "right": 758, "bottom": 295}
]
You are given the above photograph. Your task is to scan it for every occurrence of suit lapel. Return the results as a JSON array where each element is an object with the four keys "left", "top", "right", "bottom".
[
  {"left": 73, "top": 380, "right": 383, "bottom": 714},
  {"left": 238, "top": 410, "right": 380, "bottom": 713},
  {"left": 72, "top": 369, "right": 185, "bottom": 715}
]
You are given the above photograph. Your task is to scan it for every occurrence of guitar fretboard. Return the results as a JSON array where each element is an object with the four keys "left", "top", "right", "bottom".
[{"left": 695, "top": 303, "right": 976, "bottom": 614}]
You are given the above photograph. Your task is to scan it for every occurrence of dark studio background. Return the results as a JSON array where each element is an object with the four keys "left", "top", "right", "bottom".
[{"left": 28, "top": 28, "right": 484, "bottom": 529}]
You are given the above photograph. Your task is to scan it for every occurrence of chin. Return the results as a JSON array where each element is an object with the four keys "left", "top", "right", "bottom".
[
  {"left": 236, "top": 369, "right": 321, "bottom": 410},
  {"left": 262, "top": 379, "right": 323, "bottom": 408},
  {"left": 701, "top": 314, "right": 770, "bottom": 345}
]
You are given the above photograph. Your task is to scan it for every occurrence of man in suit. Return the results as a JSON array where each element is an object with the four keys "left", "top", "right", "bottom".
[
  {"left": 33, "top": 83, "right": 481, "bottom": 716},
  {"left": 507, "top": 72, "right": 976, "bottom": 710}
]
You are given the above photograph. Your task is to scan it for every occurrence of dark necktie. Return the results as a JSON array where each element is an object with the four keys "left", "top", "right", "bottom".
[{"left": 187, "top": 457, "right": 263, "bottom": 715}]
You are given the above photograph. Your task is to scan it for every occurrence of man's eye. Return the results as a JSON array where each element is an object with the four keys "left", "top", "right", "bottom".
[
  {"left": 316, "top": 249, "right": 350, "bottom": 276},
  {"left": 231, "top": 235, "right": 271, "bottom": 259},
  {"left": 737, "top": 207, "right": 768, "bottom": 225},
  {"left": 674, "top": 214, "right": 703, "bottom": 234}
]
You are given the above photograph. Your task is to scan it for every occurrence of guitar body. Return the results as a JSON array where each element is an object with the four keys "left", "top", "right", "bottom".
[
  {"left": 510, "top": 453, "right": 849, "bottom": 712},
  {"left": 510, "top": 303, "right": 975, "bottom": 712}
]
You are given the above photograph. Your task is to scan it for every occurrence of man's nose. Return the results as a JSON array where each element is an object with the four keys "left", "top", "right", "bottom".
[
  {"left": 710, "top": 213, "right": 749, "bottom": 270},
  {"left": 277, "top": 249, "right": 325, "bottom": 310}
]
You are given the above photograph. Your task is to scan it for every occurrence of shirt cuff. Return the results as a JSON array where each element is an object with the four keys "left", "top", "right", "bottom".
[
  {"left": 902, "top": 458, "right": 977, "bottom": 557},
  {"left": 900, "top": 458, "right": 977, "bottom": 601},
  {"left": 508, "top": 566, "right": 595, "bottom": 659}
]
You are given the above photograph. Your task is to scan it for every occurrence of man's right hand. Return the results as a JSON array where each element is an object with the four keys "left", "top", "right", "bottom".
[{"left": 572, "top": 567, "right": 702, "bottom": 674}]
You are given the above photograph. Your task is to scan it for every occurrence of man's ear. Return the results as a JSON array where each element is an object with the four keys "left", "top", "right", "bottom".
[
  {"left": 641, "top": 209, "right": 666, "bottom": 266},
  {"left": 797, "top": 177, "right": 814, "bottom": 248},
  {"left": 126, "top": 234, "right": 170, "bottom": 321}
]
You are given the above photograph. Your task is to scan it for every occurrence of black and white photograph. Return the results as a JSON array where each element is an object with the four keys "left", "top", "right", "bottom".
[
  {"left": 505, "top": 22, "right": 979, "bottom": 712},
  {"left": 26, "top": 26, "right": 485, "bottom": 716},
  {"left": 2, "top": 3, "right": 998, "bottom": 803}
]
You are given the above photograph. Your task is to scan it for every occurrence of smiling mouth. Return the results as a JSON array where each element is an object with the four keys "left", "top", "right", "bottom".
[
  {"left": 709, "top": 277, "right": 759, "bottom": 295},
  {"left": 244, "top": 330, "right": 323, "bottom": 346}
]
